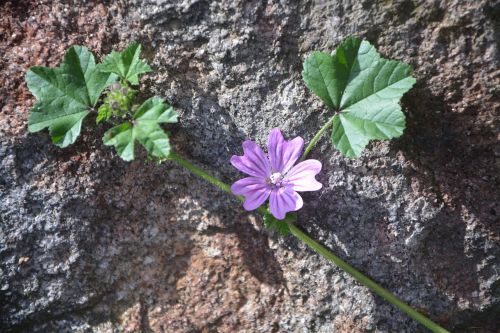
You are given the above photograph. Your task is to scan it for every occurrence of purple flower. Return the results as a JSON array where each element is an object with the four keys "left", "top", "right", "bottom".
[{"left": 230, "top": 128, "right": 322, "bottom": 220}]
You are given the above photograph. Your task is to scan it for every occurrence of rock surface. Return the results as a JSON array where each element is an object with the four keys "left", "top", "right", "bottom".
[{"left": 1, "top": 0, "right": 499, "bottom": 332}]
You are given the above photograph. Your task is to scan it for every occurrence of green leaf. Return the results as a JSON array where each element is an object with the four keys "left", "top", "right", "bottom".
[
  {"left": 26, "top": 46, "right": 117, "bottom": 147},
  {"left": 99, "top": 42, "right": 152, "bottom": 85},
  {"left": 302, "top": 52, "right": 337, "bottom": 108},
  {"left": 263, "top": 212, "right": 291, "bottom": 236},
  {"left": 302, "top": 37, "right": 416, "bottom": 157},
  {"left": 103, "top": 97, "right": 178, "bottom": 161}
]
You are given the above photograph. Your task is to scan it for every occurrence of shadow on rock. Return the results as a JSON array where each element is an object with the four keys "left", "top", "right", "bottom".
[
  {"left": 397, "top": 82, "right": 498, "bottom": 231},
  {"left": 1, "top": 139, "right": 196, "bottom": 332}
]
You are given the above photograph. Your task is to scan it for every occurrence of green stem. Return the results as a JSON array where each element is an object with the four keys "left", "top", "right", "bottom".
[
  {"left": 168, "top": 151, "right": 231, "bottom": 194},
  {"left": 286, "top": 222, "right": 450, "bottom": 333},
  {"left": 301, "top": 116, "right": 335, "bottom": 160},
  {"left": 168, "top": 151, "right": 449, "bottom": 333}
]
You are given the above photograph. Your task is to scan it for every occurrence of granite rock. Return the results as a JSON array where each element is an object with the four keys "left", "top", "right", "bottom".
[{"left": 1, "top": 0, "right": 498, "bottom": 332}]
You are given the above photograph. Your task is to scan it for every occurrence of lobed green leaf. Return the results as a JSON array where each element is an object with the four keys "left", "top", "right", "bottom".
[
  {"left": 302, "top": 37, "right": 416, "bottom": 157},
  {"left": 99, "top": 42, "right": 152, "bottom": 85},
  {"left": 26, "top": 46, "right": 117, "bottom": 147},
  {"left": 103, "top": 97, "right": 178, "bottom": 161}
]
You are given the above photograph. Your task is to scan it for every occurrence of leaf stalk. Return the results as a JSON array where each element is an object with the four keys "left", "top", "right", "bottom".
[{"left": 301, "top": 115, "right": 335, "bottom": 160}]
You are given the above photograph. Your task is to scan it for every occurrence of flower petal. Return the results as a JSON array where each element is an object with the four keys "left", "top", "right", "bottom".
[
  {"left": 281, "top": 137, "right": 304, "bottom": 173},
  {"left": 230, "top": 140, "right": 271, "bottom": 178},
  {"left": 285, "top": 159, "right": 322, "bottom": 192},
  {"left": 269, "top": 187, "right": 303, "bottom": 220},
  {"left": 231, "top": 177, "right": 271, "bottom": 211},
  {"left": 268, "top": 128, "right": 286, "bottom": 172},
  {"left": 267, "top": 128, "right": 304, "bottom": 173}
]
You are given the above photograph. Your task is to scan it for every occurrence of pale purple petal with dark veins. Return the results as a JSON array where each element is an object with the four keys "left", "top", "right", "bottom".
[
  {"left": 267, "top": 128, "right": 304, "bottom": 174},
  {"left": 285, "top": 160, "right": 322, "bottom": 192},
  {"left": 267, "top": 128, "right": 286, "bottom": 172},
  {"left": 231, "top": 177, "right": 272, "bottom": 211},
  {"left": 281, "top": 136, "right": 304, "bottom": 173},
  {"left": 269, "top": 186, "right": 303, "bottom": 220},
  {"left": 230, "top": 140, "right": 271, "bottom": 178}
]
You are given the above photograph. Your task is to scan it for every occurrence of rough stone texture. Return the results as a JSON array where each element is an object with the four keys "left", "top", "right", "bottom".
[{"left": 1, "top": 0, "right": 499, "bottom": 332}]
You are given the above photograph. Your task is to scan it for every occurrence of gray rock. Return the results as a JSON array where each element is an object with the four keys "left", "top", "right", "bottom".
[{"left": 1, "top": 0, "right": 498, "bottom": 332}]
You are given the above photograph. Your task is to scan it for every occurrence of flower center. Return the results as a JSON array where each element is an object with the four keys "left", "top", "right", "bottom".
[{"left": 269, "top": 172, "right": 284, "bottom": 187}]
